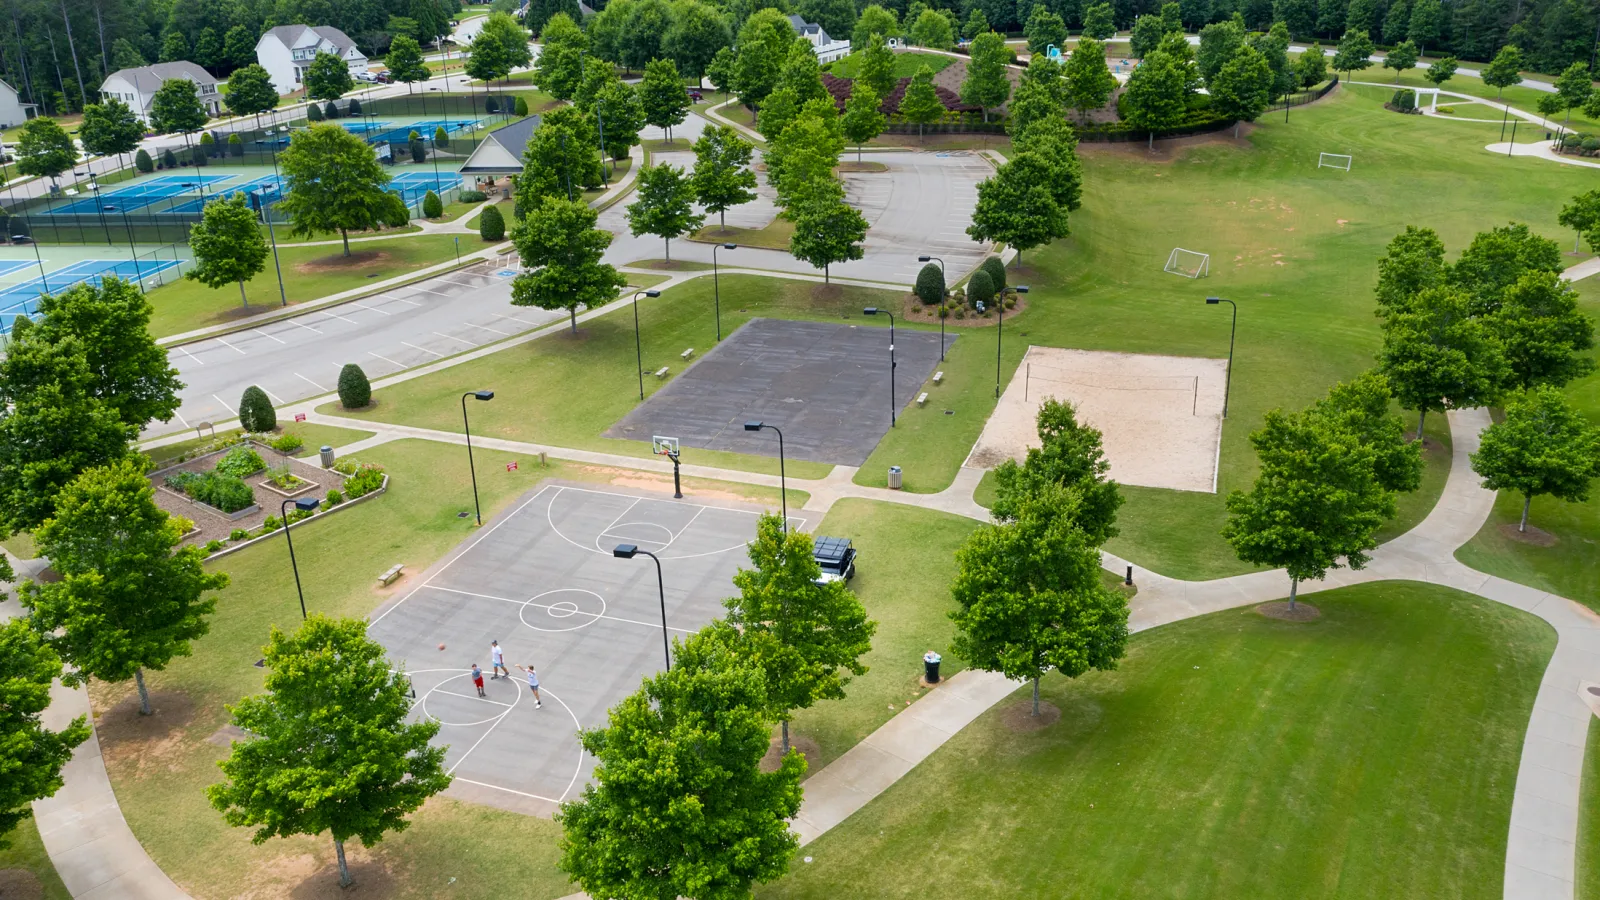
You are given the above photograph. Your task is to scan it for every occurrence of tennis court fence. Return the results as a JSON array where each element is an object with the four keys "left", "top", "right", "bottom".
[{"left": 0, "top": 245, "right": 193, "bottom": 336}]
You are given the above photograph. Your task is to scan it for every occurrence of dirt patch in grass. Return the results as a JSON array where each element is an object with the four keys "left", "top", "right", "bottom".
[
  {"left": 761, "top": 733, "right": 823, "bottom": 774},
  {"left": 284, "top": 855, "right": 399, "bottom": 900},
  {"left": 1001, "top": 699, "right": 1061, "bottom": 732},
  {"left": 1499, "top": 523, "right": 1559, "bottom": 547},
  {"left": 295, "top": 251, "right": 392, "bottom": 274},
  {"left": 95, "top": 689, "right": 198, "bottom": 779},
  {"left": 1256, "top": 601, "right": 1322, "bottom": 622},
  {"left": 0, "top": 869, "right": 43, "bottom": 900},
  {"left": 1403, "top": 432, "right": 1447, "bottom": 454}
]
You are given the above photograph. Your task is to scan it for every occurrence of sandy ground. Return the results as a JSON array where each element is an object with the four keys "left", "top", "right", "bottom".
[{"left": 965, "top": 347, "right": 1227, "bottom": 493}]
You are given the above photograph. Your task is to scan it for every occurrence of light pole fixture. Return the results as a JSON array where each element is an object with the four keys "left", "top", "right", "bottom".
[
  {"left": 997, "top": 286, "right": 1028, "bottom": 399},
  {"left": 918, "top": 254, "right": 948, "bottom": 361},
  {"left": 743, "top": 421, "right": 786, "bottom": 532},
  {"left": 1205, "top": 297, "right": 1237, "bottom": 418},
  {"left": 862, "top": 307, "right": 897, "bottom": 427},
  {"left": 632, "top": 289, "right": 662, "bottom": 401},
  {"left": 280, "top": 496, "right": 322, "bottom": 620},
  {"left": 461, "top": 390, "right": 495, "bottom": 524},
  {"left": 612, "top": 543, "right": 671, "bottom": 670},
  {"left": 712, "top": 242, "right": 736, "bottom": 341}
]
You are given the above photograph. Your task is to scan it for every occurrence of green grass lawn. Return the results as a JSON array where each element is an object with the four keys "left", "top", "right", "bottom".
[
  {"left": 1580, "top": 717, "right": 1600, "bottom": 900},
  {"left": 142, "top": 422, "right": 377, "bottom": 468},
  {"left": 828, "top": 50, "right": 955, "bottom": 80},
  {"left": 1379, "top": 69, "right": 1600, "bottom": 133},
  {"left": 316, "top": 275, "right": 915, "bottom": 480},
  {"left": 0, "top": 817, "right": 71, "bottom": 900},
  {"left": 690, "top": 218, "right": 794, "bottom": 251},
  {"left": 761, "top": 581, "right": 1554, "bottom": 899},
  {"left": 145, "top": 234, "right": 469, "bottom": 339}
]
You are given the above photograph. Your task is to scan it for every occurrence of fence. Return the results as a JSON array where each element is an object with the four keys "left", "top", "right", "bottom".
[{"left": 0, "top": 244, "right": 193, "bottom": 336}]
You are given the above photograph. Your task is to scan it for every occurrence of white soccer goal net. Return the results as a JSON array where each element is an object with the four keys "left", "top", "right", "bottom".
[
  {"left": 1318, "top": 152, "right": 1353, "bottom": 171},
  {"left": 1164, "top": 248, "right": 1210, "bottom": 279}
]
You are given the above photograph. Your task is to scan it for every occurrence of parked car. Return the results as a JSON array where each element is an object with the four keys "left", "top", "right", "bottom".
[
  {"left": 355, "top": 71, "right": 379, "bottom": 83},
  {"left": 687, "top": 89, "right": 704, "bottom": 102},
  {"left": 812, "top": 536, "right": 856, "bottom": 584},
  {"left": 375, "top": 71, "right": 393, "bottom": 83}
]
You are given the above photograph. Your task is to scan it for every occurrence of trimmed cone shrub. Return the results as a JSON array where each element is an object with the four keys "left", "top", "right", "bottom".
[
  {"left": 434, "top": 125, "right": 450, "bottom": 150},
  {"left": 338, "top": 363, "right": 372, "bottom": 409},
  {"left": 161, "top": 148, "right": 178, "bottom": 169},
  {"left": 307, "top": 102, "right": 323, "bottom": 121},
  {"left": 979, "top": 256, "right": 1006, "bottom": 293},
  {"left": 323, "top": 101, "right": 339, "bottom": 119},
  {"left": 422, "top": 190, "right": 444, "bottom": 218},
  {"left": 190, "top": 144, "right": 208, "bottom": 167},
  {"left": 239, "top": 385, "right": 276, "bottom": 432},
  {"left": 348, "top": 98, "right": 362, "bottom": 114},
  {"left": 409, "top": 132, "right": 426, "bottom": 163},
  {"left": 486, "top": 96, "right": 499, "bottom": 113},
  {"left": 479, "top": 204, "right": 505, "bottom": 241},
  {"left": 199, "top": 131, "right": 215, "bottom": 156},
  {"left": 915, "top": 262, "right": 945, "bottom": 305},
  {"left": 135, "top": 148, "right": 154, "bottom": 172},
  {"left": 514, "top": 96, "right": 529, "bottom": 116},
  {"left": 228, "top": 133, "right": 244, "bottom": 156},
  {"left": 966, "top": 269, "right": 995, "bottom": 308},
  {"left": 381, "top": 190, "right": 410, "bottom": 228}
]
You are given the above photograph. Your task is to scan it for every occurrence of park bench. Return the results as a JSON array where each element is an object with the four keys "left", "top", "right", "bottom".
[
  {"left": 917, "top": 393, "right": 929, "bottom": 407},
  {"left": 654, "top": 366, "right": 670, "bottom": 379},
  {"left": 681, "top": 348, "right": 694, "bottom": 360},
  {"left": 933, "top": 371, "right": 944, "bottom": 384},
  {"left": 378, "top": 564, "right": 404, "bottom": 587}
]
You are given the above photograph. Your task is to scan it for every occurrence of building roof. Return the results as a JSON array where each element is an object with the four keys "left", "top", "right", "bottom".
[
  {"left": 104, "top": 62, "right": 218, "bottom": 93},
  {"left": 260, "top": 24, "right": 360, "bottom": 54},
  {"left": 459, "top": 115, "right": 541, "bottom": 175},
  {"left": 786, "top": 13, "right": 832, "bottom": 42}
]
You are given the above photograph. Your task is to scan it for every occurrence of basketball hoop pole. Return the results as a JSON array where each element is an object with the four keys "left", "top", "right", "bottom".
[{"left": 669, "top": 449, "right": 682, "bottom": 499}]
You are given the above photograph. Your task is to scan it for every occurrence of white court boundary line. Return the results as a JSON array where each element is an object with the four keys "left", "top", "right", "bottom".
[
  {"left": 546, "top": 486, "right": 801, "bottom": 560},
  {"left": 426, "top": 584, "right": 695, "bottom": 634}
]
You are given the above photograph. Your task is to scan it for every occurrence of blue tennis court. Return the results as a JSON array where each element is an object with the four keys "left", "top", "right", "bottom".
[
  {"left": 364, "top": 119, "right": 480, "bottom": 144},
  {"left": 0, "top": 260, "right": 36, "bottom": 278},
  {"left": 391, "top": 171, "right": 464, "bottom": 206},
  {"left": 43, "top": 174, "right": 235, "bottom": 215},
  {"left": 338, "top": 120, "right": 394, "bottom": 135},
  {"left": 158, "top": 175, "right": 285, "bottom": 215},
  {"left": 0, "top": 259, "right": 183, "bottom": 333}
]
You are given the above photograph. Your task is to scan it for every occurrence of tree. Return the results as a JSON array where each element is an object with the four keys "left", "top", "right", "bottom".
[
  {"left": 1223, "top": 405, "right": 1393, "bottom": 607},
  {"left": 1296, "top": 41, "right": 1329, "bottom": 86},
  {"left": 513, "top": 106, "right": 603, "bottom": 213},
  {"left": 853, "top": 5, "right": 900, "bottom": 51},
  {"left": 466, "top": 27, "right": 512, "bottom": 82},
  {"left": 691, "top": 124, "right": 757, "bottom": 230},
  {"left": 757, "top": 86, "right": 801, "bottom": 141},
  {"left": 722, "top": 514, "right": 875, "bottom": 752},
  {"left": 789, "top": 191, "right": 868, "bottom": 282},
  {"left": 963, "top": 7, "right": 990, "bottom": 38},
  {"left": 135, "top": 148, "right": 154, "bottom": 173},
  {"left": 842, "top": 84, "right": 886, "bottom": 160},
  {"left": 1405, "top": 0, "right": 1441, "bottom": 53},
  {"left": 1382, "top": 39, "right": 1418, "bottom": 81},
  {"left": 663, "top": 0, "right": 733, "bottom": 80},
  {"left": 224, "top": 25, "right": 257, "bottom": 69},
  {"left": 16, "top": 118, "right": 77, "bottom": 186},
  {"left": 1197, "top": 18, "right": 1246, "bottom": 84},
  {"left": 1553, "top": 61, "right": 1592, "bottom": 125},
  {"left": 1123, "top": 50, "right": 1187, "bottom": 148},
  {"left": 1012, "top": 117, "right": 1084, "bottom": 212},
  {"left": 1063, "top": 37, "right": 1116, "bottom": 123},
  {"left": 480, "top": 11, "right": 533, "bottom": 71},
  {"left": 1378, "top": 285, "right": 1508, "bottom": 438},
  {"left": 207, "top": 616, "right": 451, "bottom": 889},
  {"left": 194, "top": 28, "right": 224, "bottom": 71},
  {"left": 557, "top": 626, "right": 803, "bottom": 900},
  {"left": 1130, "top": 14, "right": 1166, "bottom": 56},
  {"left": 732, "top": 9, "right": 792, "bottom": 106},
  {"left": 1492, "top": 270, "right": 1596, "bottom": 391},
  {"left": 1449, "top": 222, "right": 1563, "bottom": 316},
  {"left": 1210, "top": 44, "right": 1272, "bottom": 136},
  {"left": 78, "top": 99, "right": 144, "bottom": 175},
  {"left": 950, "top": 483, "right": 1130, "bottom": 715},
  {"left": 777, "top": 41, "right": 829, "bottom": 106},
  {"left": 277, "top": 125, "right": 393, "bottom": 256},
  {"left": 159, "top": 29, "right": 189, "bottom": 63},
  {"left": 967, "top": 152, "right": 1068, "bottom": 264},
  {"left": 21, "top": 459, "right": 227, "bottom": 716},
  {"left": 990, "top": 398, "right": 1123, "bottom": 541},
  {"left": 1423, "top": 55, "right": 1456, "bottom": 87},
  {"left": 224, "top": 65, "right": 279, "bottom": 123},
  {"left": 596, "top": 82, "right": 646, "bottom": 161},
  {"left": 962, "top": 31, "right": 1011, "bottom": 121},
  {"left": 1472, "top": 386, "right": 1600, "bottom": 533},
  {"left": 900, "top": 63, "right": 945, "bottom": 140},
  {"left": 1159, "top": 0, "right": 1184, "bottom": 33},
  {"left": 1008, "top": 79, "right": 1063, "bottom": 136},
  {"left": 385, "top": 35, "right": 430, "bottom": 92},
  {"left": 187, "top": 194, "right": 269, "bottom": 308},
  {"left": 0, "top": 619, "right": 89, "bottom": 850},
  {"left": 479, "top": 204, "right": 506, "bottom": 241},
  {"left": 1306, "top": 370, "right": 1425, "bottom": 497},
  {"left": 910, "top": 7, "right": 956, "bottom": 50},
  {"left": 110, "top": 37, "right": 146, "bottom": 71},
  {"left": 534, "top": 13, "right": 587, "bottom": 99},
  {"left": 26, "top": 278, "right": 179, "bottom": 432},
  {"left": 1345, "top": 0, "right": 1378, "bottom": 34},
  {"left": 639, "top": 57, "right": 691, "bottom": 144},
  {"left": 1249, "top": 22, "right": 1296, "bottom": 99},
  {"left": 707, "top": 46, "right": 737, "bottom": 96},
  {"left": 627, "top": 163, "right": 704, "bottom": 262},
  {"left": 1481, "top": 45, "right": 1522, "bottom": 98},
  {"left": 304, "top": 51, "right": 354, "bottom": 102},
  {"left": 238, "top": 385, "right": 275, "bottom": 432},
  {"left": 1330, "top": 29, "right": 1374, "bottom": 76},
  {"left": 1082, "top": 2, "right": 1116, "bottom": 38},
  {"left": 858, "top": 36, "right": 898, "bottom": 100},
  {"left": 422, "top": 190, "right": 444, "bottom": 219},
  {"left": 331, "top": 364, "right": 370, "bottom": 409},
  {"left": 1559, "top": 190, "right": 1600, "bottom": 254},
  {"left": 512, "top": 197, "right": 627, "bottom": 332},
  {"left": 1374, "top": 224, "right": 1447, "bottom": 315},
  {"left": 1025, "top": 7, "right": 1069, "bottom": 53}
]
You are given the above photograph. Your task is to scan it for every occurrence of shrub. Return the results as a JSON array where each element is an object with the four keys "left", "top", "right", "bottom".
[
  {"left": 307, "top": 102, "right": 323, "bottom": 122},
  {"left": 954, "top": 307, "right": 966, "bottom": 319},
  {"left": 338, "top": 363, "right": 372, "bottom": 408},
  {"left": 1436, "top": 105, "right": 1454, "bottom": 114},
  {"left": 381, "top": 190, "right": 410, "bottom": 228},
  {"left": 200, "top": 132, "right": 215, "bottom": 156},
  {"left": 410, "top": 134, "right": 426, "bottom": 163},
  {"left": 215, "top": 446, "right": 267, "bottom": 477},
  {"left": 938, "top": 304, "right": 949, "bottom": 318},
  {"left": 135, "top": 148, "right": 154, "bottom": 172},
  {"left": 165, "top": 471, "right": 255, "bottom": 512},
  {"left": 1004, "top": 296, "right": 1016, "bottom": 309},
  {"left": 915, "top": 263, "right": 945, "bottom": 305},
  {"left": 514, "top": 96, "right": 529, "bottom": 116},
  {"left": 331, "top": 458, "right": 362, "bottom": 476},
  {"left": 1390, "top": 89, "right": 1416, "bottom": 112},
  {"left": 161, "top": 148, "right": 178, "bottom": 168},
  {"left": 979, "top": 256, "right": 1006, "bottom": 294},
  {"left": 434, "top": 125, "right": 450, "bottom": 149},
  {"left": 479, "top": 204, "right": 505, "bottom": 241},
  {"left": 323, "top": 101, "right": 339, "bottom": 119},
  {"left": 229, "top": 528, "right": 250, "bottom": 541},
  {"left": 228, "top": 133, "right": 244, "bottom": 156},
  {"left": 173, "top": 515, "right": 196, "bottom": 534},
  {"left": 204, "top": 539, "right": 225, "bottom": 553},
  {"left": 422, "top": 190, "right": 444, "bottom": 218},
  {"left": 458, "top": 189, "right": 488, "bottom": 202},
  {"left": 269, "top": 433, "right": 305, "bottom": 454},
  {"left": 486, "top": 96, "right": 500, "bottom": 113},
  {"left": 966, "top": 269, "right": 995, "bottom": 308},
  {"left": 325, "top": 488, "right": 344, "bottom": 507},
  {"left": 1584, "top": 137, "right": 1600, "bottom": 152},
  {"left": 238, "top": 385, "right": 276, "bottom": 432},
  {"left": 265, "top": 465, "right": 302, "bottom": 490},
  {"left": 190, "top": 144, "right": 208, "bottom": 167},
  {"left": 342, "top": 462, "right": 386, "bottom": 498},
  {"left": 260, "top": 515, "right": 283, "bottom": 532},
  {"left": 347, "top": 98, "right": 362, "bottom": 114}
]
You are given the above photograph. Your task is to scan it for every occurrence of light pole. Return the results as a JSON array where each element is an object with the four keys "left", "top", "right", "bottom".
[
  {"left": 280, "top": 496, "right": 322, "bottom": 619},
  {"left": 918, "top": 254, "right": 947, "bottom": 359},
  {"left": 74, "top": 170, "right": 111, "bottom": 246},
  {"left": 612, "top": 544, "right": 671, "bottom": 670},
  {"left": 862, "top": 307, "right": 897, "bottom": 426},
  {"left": 712, "top": 242, "right": 735, "bottom": 341},
  {"left": 461, "top": 390, "right": 495, "bottom": 524},
  {"left": 632, "top": 289, "right": 662, "bottom": 401},
  {"left": 1205, "top": 296, "right": 1236, "bottom": 418},
  {"left": 743, "top": 421, "right": 786, "bottom": 532},
  {"left": 996, "top": 285, "right": 1028, "bottom": 398}
]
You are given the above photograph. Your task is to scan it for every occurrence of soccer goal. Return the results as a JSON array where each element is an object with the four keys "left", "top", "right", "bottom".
[
  {"left": 1164, "top": 248, "right": 1210, "bottom": 279},
  {"left": 1318, "top": 152, "right": 1353, "bottom": 171}
]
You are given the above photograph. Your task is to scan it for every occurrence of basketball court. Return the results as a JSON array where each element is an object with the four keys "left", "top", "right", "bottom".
[{"left": 365, "top": 481, "right": 806, "bottom": 816}]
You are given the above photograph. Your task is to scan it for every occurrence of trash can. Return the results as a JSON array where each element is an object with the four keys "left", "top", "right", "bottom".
[
  {"left": 319, "top": 445, "right": 335, "bottom": 468},
  {"left": 923, "top": 650, "right": 942, "bottom": 684},
  {"left": 888, "top": 465, "right": 903, "bottom": 490}
]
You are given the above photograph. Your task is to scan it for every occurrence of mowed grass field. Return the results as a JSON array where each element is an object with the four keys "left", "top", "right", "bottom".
[{"left": 761, "top": 583, "right": 1555, "bottom": 900}]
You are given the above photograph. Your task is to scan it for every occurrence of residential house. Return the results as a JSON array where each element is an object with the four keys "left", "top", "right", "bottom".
[
  {"left": 255, "top": 25, "right": 370, "bottom": 95},
  {"left": 787, "top": 14, "right": 850, "bottom": 63},
  {"left": 0, "top": 79, "right": 34, "bottom": 129},
  {"left": 99, "top": 62, "right": 222, "bottom": 120}
]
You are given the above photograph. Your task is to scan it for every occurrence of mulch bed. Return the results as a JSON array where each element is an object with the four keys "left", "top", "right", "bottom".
[
  {"left": 1499, "top": 523, "right": 1558, "bottom": 547},
  {"left": 761, "top": 733, "right": 822, "bottom": 773},
  {"left": 1256, "top": 601, "right": 1321, "bottom": 622},
  {"left": 150, "top": 442, "right": 348, "bottom": 550},
  {"left": 295, "top": 250, "right": 391, "bottom": 273}
]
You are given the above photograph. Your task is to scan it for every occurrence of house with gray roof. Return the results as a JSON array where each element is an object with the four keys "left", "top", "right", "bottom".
[
  {"left": 100, "top": 62, "right": 221, "bottom": 120},
  {"left": 255, "top": 24, "right": 370, "bottom": 95}
]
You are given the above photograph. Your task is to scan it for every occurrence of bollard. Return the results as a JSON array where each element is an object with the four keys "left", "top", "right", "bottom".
[
  {"left": 319, "top": 445, "right": 335, "bottom": 468},
  {"left": 1125, "top": 565, "right": 1133, "bottom": 586}
]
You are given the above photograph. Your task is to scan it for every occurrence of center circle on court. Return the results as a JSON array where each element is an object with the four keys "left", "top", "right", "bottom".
[
  {"left": 520, "top": 588, "right": 607, "bottom": 633},
  {"left": 420, "top": 671, "right": 518, "bottom": 728}
]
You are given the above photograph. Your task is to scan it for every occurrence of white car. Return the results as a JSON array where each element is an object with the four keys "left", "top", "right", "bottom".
[{"left": 354, "top": 71, "right": 379, "bottom": 83}]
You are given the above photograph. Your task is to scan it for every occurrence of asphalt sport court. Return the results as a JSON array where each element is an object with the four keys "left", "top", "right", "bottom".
[{"left": 366, "top": 481, "right": 807, "bottom": 816}]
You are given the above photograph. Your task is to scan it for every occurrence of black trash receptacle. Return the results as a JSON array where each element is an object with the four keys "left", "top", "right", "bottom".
[{"left": 923, "top": 650, "right": 942, "bottom": 684}]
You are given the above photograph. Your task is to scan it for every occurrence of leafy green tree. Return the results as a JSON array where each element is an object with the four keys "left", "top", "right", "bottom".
[
  {"left": 789, "top": 191, "right": 868, "bottom": 282},
  {"left": 853, "top": 5, "right": 901, "bottom": 50},
  {"left": 304, "top": 51, "right": 355, "bottom": 101},
  {"left": 466, "top": 27, "right": 511, "bottom": 82},
  {"left": 1296, "top": 41, "right": 1330, "bottom": 86},
  {"left": 1378, "top": 286, "right": 1508, "bottom": 438},
  {"left": 991, "top": 398, "right": 1123, "bottom": 541},
  {"left": 1123, "top": 50, "right": 1187, "bottom": 148},
  {"left": 1345, "top": 0, "right": 1378, "bottom": 35},
  {"left": 238, "top": 385, "right": 275, "bottom": 432},
  {"left": 1082, "top": 2, "right": 1116, "bottom": 38},
  {"left": 663, "top": 0, "right": 733, "bottom": 80},
  {"left": 27, "top": 278, "right": 180, "bottom": 431},
  {"left": 1423, "top": 55, "right": 1457, "bottom": 87},
  {"left": 557, "top": 626, "right": 803, "bottom": 900},
  {"left": 207, "top": 616, "right": 451, "bottom": 889},
  {"left": 110, "top": 37, "right": 146, "bottom": 70},
  {"left": 1472, "top": 386, "right": 1600, "bottom": 533},
  {"left": 1330, "top": 28, "right": 1374, "bottom": 76},
  {"left": 1553, "top": 61, "right": 1592, "bottom": 125},
  {"left": 1559, "top": 190, "right": 1600, "bottom": 254},
  {"left": 842, "top": 84, "right": 886, "bottom": 160},
  {"left": 777, "top": 40, "right": 829, "bottom": 106},
  {"left": 639, "top": 57, "right": 691, "bottom": 143},
  {"left": 224, "top": 25, "right": 256, "bottom": 68},
  {"left": 480, "top": 11, "right": 533, "bottom": 71},
  {"left": 512, "top": 196, "right": 627, "bottom": 332},
  {"left": 1491, "top": 271, "right": 1596, "bottom": 391},
  {"left": 534, "top": 13, "right": 587, "bottom": 99},
  {"left": 194, "top": 27, "right": 224, "bottom": 71},
  {"left": 1159, "top": 0, "right": 1184, "bottom": 33},
  {"left": 223, "top": 65, "right": 278, "bottom": 123},
  {"left": 1406, "top": 0, "right": 1442, "bottom": 53},
  {"left": 627, "top": 163, "right": 704, "bottom": 261},
  {"left": 1010, "top": 116, "right": 1083, "bottom": 211},
  {"left": 1130, "top": 14, "right": 1165, "bottom": 56},
  {"left": 22, "top": 459, "right": 227, "bottom": 716},
  {"left": 691, "top": 124, "right": 757, "bottom": 230},
  {"left": 950, "top": 483, "right": 1130, "bottom": 715},
  {"left": 159, "top": 29, "right": 189, "bottom": 63},
  {"left": 900, "top": 63, "right": 945, "bottom": 139},
  {"left": 150, "top": 78, "right": 209, "bottom": 136},
  {"left": 1222, "top": 404, "right": 1393, "bottom": 608},
  {"left": 1197, "top": 18, "right": 1246, "bottom": 84},
  {"left": 967, "top": 152, "right": 1066, "bottom": 264},
  {"left": 1020, "top": 52, "right": 1066, "bottom": 105},
  {"left": 1374, "top": 225, "right": 1447, "bottom": 315},
  {"left": 1249, "top": 21, "right": 1296, "bottom": 99},
  {"left": 16, "top": 117, "right": 76, "bottom": 186},
  {"left": 1210, "top": 44, "right": 1272, "bottom": 137},
  {"left": 596, "top": 81, "right": 646, "bottom": 161},
  {"left": 78, "top": 99, "right": 144, "bottom": 170},
  {"left": 1382, "top": 39, "right": 1418, "bottom": 81},
  {"left": 858, "top": 36, "right": 898, "bottom": 100},
  {"left": 278, "top": 125, "right": 393, "bottom": 255},
  {"left": 187, "top": 194, "right": 269, "bottom": 308},
  {"left": 766, "top": 102, "right": 845, "bottom": 208},
  {"left": 962, "top": 31, "right": 1011, "bottom": 121},
  {"left": 1025, "top": 6, "right": 1069, "bottom": 53},
  {"left": 1449, "top": 222, "right": 1563, "bottom": 316},
  {"left": 722, "top": 514, "right": 875, "bottom": 753},
  {"left": 1063, "top": 37, "right": 1116, "bottom": 123},
  {"left": 733, "top": 8, "right": 793, "bottom": 106},
  {"left": 707, "top": 45, "right": 737, "bottom": 96},
  {"left": 1536, "top": 91, "right": 1567, "bottom": 125},
  {"left": 0, "top": 619, "right": 89, "bottom": 849},
  {"left": 1310, "top": 370, "right": 1423, "bottom": 493},
  {"left": 910, "top": 7, "right": 955, "bottom": 50},
  {"left": 1007, "top": 79, "right": 1062, "bottom": 136},
  {"left": 756, "top": 86, "right": 801, "bottom": 141},
  {"left": 1480, "top": 44, "right": 1522, "bottom": 98},
  {"left": 963, "top": 7, "right": 990, "bottom": 38},
  {"left": 513, "top": 106, "right": 603, "bottom": 212},
  {"left": 385, "top": 35, "right": 430, "bottom": 92}
]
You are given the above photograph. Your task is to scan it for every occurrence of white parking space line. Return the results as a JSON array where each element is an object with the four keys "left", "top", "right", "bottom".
[
  {"left": 174, "top": 410, "right": 190, "bottom": 428},
  {"left": 216, "top": 337, "right": 247, "bottom": 356},
  {"left": 462, "top": 321, "right": 512, "bottom": 336},
  {"left": 368, "top": 350, "right": 405, "bottom": 368},
  {"left": 437, "top": 277, "right": 482, "bottom": 289},
  {"left": 177, "top": 346, "right": 204, "bottom": 365},
  {"left": 401, "top": 341, "right": 445, "bottom": 358},
  {"left": 408, "top": 286, "right": 456, "bottom": 297},
  {"left": 252, "top": 328, "right": 286, "bottom": 344},
  {"left": 287, "top": 319, "right": 322, "bottom": 335},
  {"left": 382, "top": 294, "right": 424, "bottom": 306},
  {"left": 262, "top": 386, "right": 285, "bottom": 404},
  {"left": 350, "top": 301, "right": 391, "bottom": 316},
  {"left": 491, "top": 312, "right": 541, "bottom": 327},
  {"left": 296, "top": 372, "right": 328, "bottom": 392},
  {"left": 433, "top": 331, "right": 477, "bottom": 347},
  {"left": 211, "top": 394, "right": 237, "bottom": 414},
  {"left": 319, "top": 309, "right": 359, "bottom": 325}
]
